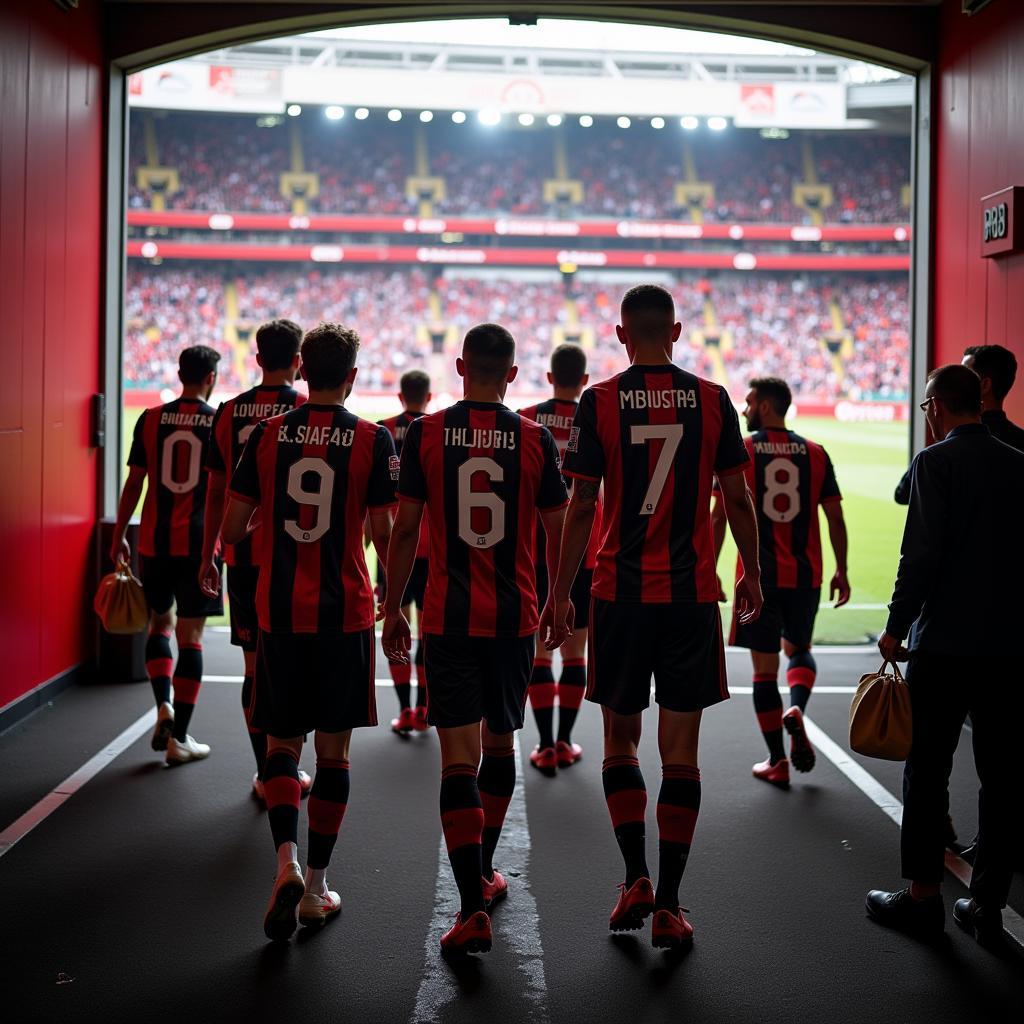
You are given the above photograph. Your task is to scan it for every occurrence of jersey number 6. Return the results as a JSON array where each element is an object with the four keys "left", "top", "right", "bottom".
[
  {"left": 458, "top": 456, "right": 505, "bottom": 550},
  {"left": 630, "top": 423, "right": 683, "bottom": 515}
]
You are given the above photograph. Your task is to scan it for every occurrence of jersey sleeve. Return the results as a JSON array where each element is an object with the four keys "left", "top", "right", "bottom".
[
  {"left": 820, "top": 449, "right": 842, "bottom": 504},
  {"left": 713, "top": 388, "right": 749, "bottom": 476},
  {"left": 537, "top": 427, "right": 570, "bottom": 510},
  {"left": 561, "top": 388, "right": 604, "bottom": 482},
  {"left": 127, "top": 410, "right": 148, "bottom": 469},
  {"left": 367, "top": 425, "right": 399, "bottom": 509},
  {"left": 205, "top": 403, "right": 228, "bottom": 473},
  {"left": 228, "top": 422, "right": 264, "bottom": 506},
  {"left": 397, "top": 417, "right": 427, "bottom": 504}
]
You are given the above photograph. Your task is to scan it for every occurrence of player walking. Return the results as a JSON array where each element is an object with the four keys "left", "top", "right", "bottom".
[
  {"left": 110, "top": 345, "right": 222, "bottom": 766},
  {"left": 542, "top": 284, "right": 763, "bottom": 950},
  {"left": 220, "top": 323, "right": 397, "bottom": 941},
  {"left": 711, "top": 377, "right": 850, "bottom": 788},
  {"left": 377, "top": 369, "right": 432, "bottom": 735},
  {"left": 519, "top": 343, "right": 599, "bottom": 774},
  {"left": 382, "top": 324, "right": 568, "bottom": 957},
  {"left": 198, "top": 319, "right": 312, "bottom": 800}
]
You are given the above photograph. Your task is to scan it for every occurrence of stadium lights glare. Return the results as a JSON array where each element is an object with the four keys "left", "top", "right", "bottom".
[
  {"left": 324, "top": 105, "right": 345, "bottom": 121},
  {"left": 708, "top": 116, "right": 728, "bottom": 131},
  {"left": 616, "top": 116, "right": 631, "bottom": 129},
  {"left": 680, "top": 115, "right": 699, "bottom": 131},
  {"left": 518, "top": 113, "right": 535, "bottom": 127},
  {"left": 452, "top": 110, "right": 467, "bottom": 124},
  {"left": 387, "top": 109, "right": 403, "bottom": 122},
  {"left": 650, "top": 116, "right": 665, "bottom": 130},
  {"left": 546, "top": 114, "right": 563, "bottom": 127},
  {"left": 578, "top": 115, "right": 594, "bottom": 128},
  {"left": 419, "top": 110, "right": 434, "bottom": 123},
  {"left": 286, "top": 104, "right": 302, "bottom": 118},
  {"left": 478, "top": 108, "right": 502, "bottom": 127},
  {"left": 354, "top": 107, "right": 370, "bottom": 120}
]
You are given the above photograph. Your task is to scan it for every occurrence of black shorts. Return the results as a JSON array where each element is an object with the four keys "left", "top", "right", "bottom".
[
  {"left": 252, "top": 629, "right": 377, "bottom": 737},
  {"left": 730, "top": 586, "right": 820, "bottom": 653},
  {"left": 424, "top": 633, "right": 535, "bottom": 733},
  {"left": 226, "top": 565, "right": 260, "bottom": 652},
  {"left": 536, "top": 563, "right": 593, "bottom": 631},
  {"left": 140, "top": 555, "right": 223, "bottom": 619},
  {"left": 377, "top": 557, "right": 428, "bottom": 610},
  {"left": 588, "top": 598, "right": 728, "bottom": 715}
]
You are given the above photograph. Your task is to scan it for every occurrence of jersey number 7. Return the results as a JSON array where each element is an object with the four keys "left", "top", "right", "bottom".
[{"left": 630, "top": 423, "right": 683, "bottom": 515}]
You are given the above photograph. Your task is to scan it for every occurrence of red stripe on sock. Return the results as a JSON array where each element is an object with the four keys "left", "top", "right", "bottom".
[
  {"left": 657, "top": 803, "right": 698, "bottom": 845},
  {"left": 179, "top": 642, "right": 202, "bottom": 651},
  {"left": 263, "top": 775, "right": 301, "bottom": 809},
  {"left": 390, "top": 662, "right": 412, "bottom": 684},
  {"left": 787, "top": 667, "right": 815, "bottom": 689},
  {"left": 663, "top": 765, "right": 701, "bottom": 781},
  {"left": 752, "top": 673, "right": 778, "bottom": 684},
  {"left": 606, "top": 789, "right": 647, "bottom": 828},
  {"left": 563, "top": 658, "right": 586, "bottom": 668},
  {"left": 146, "top": 658, "right": 173, "bottom": 678},
  {"left": 557, "top": 683, "right": 585, "bottom": 710},
  {"left": 307, "top": 796, "right": 347, "bottom": 836},
  {"left": 480, "top": 792, "right": 512, "bottom": 829},
  {"left": 441, "top": 806, "right": 485, "bottom": 852},
  {"left": 172, "top": 678, "right": 201, "bottom": 705},
  {"left": 528, "top": 682, "right": 557, "bottom": 710},
  {"left": 756, "top": 709, "right": 783, "bottom": 733}
]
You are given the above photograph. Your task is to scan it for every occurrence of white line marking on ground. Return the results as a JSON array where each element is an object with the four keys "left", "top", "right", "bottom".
[
  {"left": 0, "top": 707, "right": 156, "bottom": 859},
  {"left": 206, "top": 675, "right": 422, "bottom": 688},
  {"left": 411, "top": 734, "right": 548, "bottom": 1024},
  {"left": 730, "top": 686, "right": 857, "bottom": 695},
  {"left": 803, "top": 716, "right": 1024, "bottom": 949}
]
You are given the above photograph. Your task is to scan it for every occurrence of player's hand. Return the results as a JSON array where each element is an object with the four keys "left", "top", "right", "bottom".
[
  {"left": 735, "top": 573, "right": 763, "bottom": 625},
  {"left": 540, "top": 597, "right": 574, "bottom": 651},
  {"left": 877, "top": 630, "right": 910, "bottom": 663},
  {"left": 382, "top": 609, "right": 412, "bottom": 664},
  {"left": 829, "top": 569, "right": 851, "bottom": 608},
  {"left": 716, "top": 573, "right": 727, "bottom": 603},
  {"left": 198, "top": 558, "right": 221, "bottom": 598},
  {"left": 110, "top": 535, "right": 130, "bottom": 568}
]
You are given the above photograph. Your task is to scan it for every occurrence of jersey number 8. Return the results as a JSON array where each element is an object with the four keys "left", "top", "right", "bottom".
[
  {"left": 762, "top": 457, "right": 801, "bottom": 523},
  {"left": 458, "top": 456, "right": 505, "bottom": 550},
  {"left": 285, "top": 457, "right": 335, "bottom": 544}
]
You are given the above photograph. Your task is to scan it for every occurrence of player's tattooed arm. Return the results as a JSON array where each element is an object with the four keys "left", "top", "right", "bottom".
[{"left": 572, "top": 479, "right": 600, "bottom": 508}]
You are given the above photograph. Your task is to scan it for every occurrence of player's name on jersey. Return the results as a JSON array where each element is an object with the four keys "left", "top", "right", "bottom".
[
  {"left": 276, "top": 423, "right": 355, "bottom": 447},
  {"left": 160, "top": 410, "right": 214, "bottom": 427},
  {"left": 534, "top": 412, "right": 574, "bottom": 431},
  {"left": 233, "top": 402, "right": 294, "bottom": 420},
  {"left": 619, "top": 387, "right": 698, "bottom": 411},
  {"left": 444, "top": 426, "right": 518, "bottom": 450},
  {"left": 752, "top": 440, "right": 809, "bottom": 456},
  {"left": 391, "top": 425, "right": 408, "bottom": 441}
]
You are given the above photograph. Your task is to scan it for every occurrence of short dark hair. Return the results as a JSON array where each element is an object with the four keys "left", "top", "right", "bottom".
[
  {"left": 400, "top": 369, "right": 431, "bottom": 406},
  {"left": 963, "top": 344, "right": 1017, "bottom": 400},
  {"left": 750, "top": 377, "right": 792, "bottom": 416},
  {"left": 178, "top": 345, "right": 221, "bottom": 384},
  {"left": 620, "top": 284, "right": 675, "bottom": 327},
  {"left": 550, "top": 343, "right": 587, "bottom": 389},
  {"left": 301, "top": 322, "right": 360, "bottom": 390},
  {"left": 928, "top": 363, "right": 982, "bottom": 415},
  {"left": 462, "top": 323, "right": 515, "bottom": 384},
  {"left": 256, "top": 319, "right": 302, "bottom": 371}
]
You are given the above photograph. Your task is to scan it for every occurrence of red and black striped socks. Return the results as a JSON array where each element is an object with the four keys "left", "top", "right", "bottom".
[
  {"left": 557, "top": 658, "right": 586, "bottom": 743},
  {"left": 440, "top": 763, "right": 485, "bottom": 916},
  {"left": 307, "top": 758, "right": 350, "bottom": 870},
  {"left": 787, "top": 650, "right": 817, "bottom": 712},
  {"left": 145, "top": 629, "right": 173, "bottom": 707},
  {"left": 478, "top": 745, "right": 516, "bottom": 879},
  {"left": 602, "top": 755, "right": 650, "bottom": 885},
  {"left": 172, "top": 642, "right": 202, "bottom": 740},
  {"left": 655, "top": 764, "right": 701, "bottom": 910},
  {"left": 241, "top": 672, "right": 266, "bottom": 777},
  {"left": 263, "top": 747, "right": 301, "bottom": 852},
  {"left": 529, "top": 662, "right": 556, "bottom": 749},
  {"left": 753, "top": 672, "right": 786, "bottom": 763},
  {"left": 389, "top": 660, "right": 412, "bottom": 710}
]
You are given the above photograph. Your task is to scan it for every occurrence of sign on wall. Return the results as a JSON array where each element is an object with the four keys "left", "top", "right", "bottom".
[{"left": 980, "top": 186, "right": 1022, "bottom": 258}]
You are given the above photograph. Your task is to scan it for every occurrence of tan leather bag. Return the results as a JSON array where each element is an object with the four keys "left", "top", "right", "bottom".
[
  {"left": 849, "top": 660, "right": 912, "bottom": 760},
  {"left": 94, "top": 561, "right": 148, "bottom": 635}
]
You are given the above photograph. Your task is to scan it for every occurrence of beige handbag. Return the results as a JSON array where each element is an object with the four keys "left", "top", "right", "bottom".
[
  {"left": 849, "top": 661, "right": 913, "bottom": 760},
  {"left": 94, "top": 560, "right": 148, "bottom": 635}
]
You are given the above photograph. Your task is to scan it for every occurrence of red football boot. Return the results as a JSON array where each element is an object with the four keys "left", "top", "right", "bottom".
[
  {"left": 609, "top": 877, "right": 655, "bottom": 932},
  {"left": 555, "top": 740, "right": 583, "bottom": 768},
  {"left": 482, "top": 870, "right": 508, "bottom": 911},
  {"left": 782, "top": 706, "right": 816, "bottom": 773},
  {"left": 412, "top": 706, "right": 431, "bottom": 732},
  {"left": 529, "top": 746, "right": 557, "bottom": 777},
  {"left": 651, "top": 907, "right": 694, "bottom": 950},
  {"left": 391, "top": 708, "right": 416, "bottom": 735},
  {"left": 752, "top": 757, "right": 791, "bottom": 789},
  {"left": 440, "top": 911, "right": 492, "bottom": 956}
]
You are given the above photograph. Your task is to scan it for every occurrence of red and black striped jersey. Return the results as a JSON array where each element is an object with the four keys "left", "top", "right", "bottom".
[
  {"left": 229, "top": 403, "right": 398, "bottom": 634},
  {"left": 519, "top": 397, "right": 602, "bottom": 570},
  {"left": 397, "top": 400, "right": 568, "bottom": 638},
  {"left": 128, "top": 397, "right": 217, "bottom": 559},
  {"left": 732, "top": 428, "right": 842, "bottom": 590},
  {"left": 562, "top": 364, "right": 748, "bottom": 604},
  {"left": 206, "top": 383, "right": 304, "bottom": 566},
  {"left": 379, "top": 409, "right": 429, "bottom": 559}
]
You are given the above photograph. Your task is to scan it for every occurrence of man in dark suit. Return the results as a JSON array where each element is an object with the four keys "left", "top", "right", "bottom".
[{"left": 867, "top": 364, "right": 1024, "bottom": 948}]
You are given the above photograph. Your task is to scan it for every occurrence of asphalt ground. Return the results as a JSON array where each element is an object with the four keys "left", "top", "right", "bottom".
[{"left": 1, "top": 630, "right": 1021, "bottom": 1024}]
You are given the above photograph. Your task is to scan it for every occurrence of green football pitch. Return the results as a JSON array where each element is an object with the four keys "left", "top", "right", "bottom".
[{"left": 122, "top": 405, "right": 910, "bottom": 644}]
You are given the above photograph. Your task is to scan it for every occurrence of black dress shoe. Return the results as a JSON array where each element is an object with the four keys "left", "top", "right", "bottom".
[
  {"left": 866, "top": 888, "right": 945, "bottom": 935},
  {"left": 953, "top": 898, "right": 1005, "bottom": 949}
]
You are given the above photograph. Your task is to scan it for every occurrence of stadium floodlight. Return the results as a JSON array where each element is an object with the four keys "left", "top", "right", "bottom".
[
  {"left": 651, "top": 116, "right": 665, "bottom": 130},
  {"left": 617, "top": 116, "right": 631, "bottom": 129},
  {"left": 680, "top": 115, "right": 699, "bottom": 131},
  {"left": 286, "top": 104, "right": 302, "bottom": 118},
  {"left": 324, "top": 105, "right": 345, "bottom": 121},
  {"left": 419, "top": 110, "right": 434, "bottom": 123},
  {"left": 354, "top": 107, "right": 370, "bottom": 120},
  {"left": 578, "top": 115, "right": 593, "bottom": 128},
  {"left": 387, "top": 109, "right": 403, "bottom": 122},
  {"left": 518, "top": 113, "right": 535, "bottom": 127},
  {"left": 478, "top": 108, "right": 502, "bottom": 127},
  {"left": 708, "top": 116, "right": 728, "bottom": 131},
  {"left": 452, "top": 110, "right": 467, "bottom": 124},
  {"left": 546, "top": 114, "right": 563, "bottom": 127}
]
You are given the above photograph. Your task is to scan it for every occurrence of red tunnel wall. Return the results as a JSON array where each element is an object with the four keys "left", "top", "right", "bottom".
[
  {"left": 0, "top": 0, "right": 104, "bottom": 712},
  {"left": 933, "top": 0, "right": 1024, "bottom": 423}
]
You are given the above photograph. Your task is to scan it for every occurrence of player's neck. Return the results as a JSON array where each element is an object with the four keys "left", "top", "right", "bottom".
[
  {"left": 462, "top": 382, "right": 505, "bottom": 404},
  {"left": 403, "top": 404, "right": 426, "bottom": 415},
  {"left": 629, "top": 342, "right": 673, "bottom": 366},
  {"left": 179, "top": 385, "right": 208, "bottom": 402},
  {"left": 307, "top": 387, "right": 348, "bottom": 407},
  {"left": 259, "top": 371, "right": 295, "bottom": 388},
  {"left": 551, "top": 387, "right": 579, "bottom": 403},
  {"left": 981, "top": 397, "right": 1003, "bottom": 414},
  {"left": 761, "top": 417, "right": 787, "bottom": 431}
]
